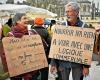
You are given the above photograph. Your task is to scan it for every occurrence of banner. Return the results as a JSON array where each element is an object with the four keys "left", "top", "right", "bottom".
[
  {"left": 49, "top": 25, "right": 95, "bottom": 65},
  {"left": 2, "top": 35, "right": 48, "bottom": 77}
]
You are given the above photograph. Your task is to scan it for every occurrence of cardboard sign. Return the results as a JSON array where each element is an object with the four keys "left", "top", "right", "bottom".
[
  {"left": 2, "top": 35, "right": 48, "bottom": 77},
  {"left": 49, "top": 25, "right": 95, "bottom": 65}
]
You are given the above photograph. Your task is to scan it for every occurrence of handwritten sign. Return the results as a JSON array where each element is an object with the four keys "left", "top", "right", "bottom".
[
  {"left": 2, "top": 35, "right": 48, "bottom": 77},
  {"left": 49, "top": 25, "right": 95, "bottom": 65}
]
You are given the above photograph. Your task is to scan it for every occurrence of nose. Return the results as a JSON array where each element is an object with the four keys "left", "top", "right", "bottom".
[{"left": 26, "top": 19, "right": 30, "bottom": 23}]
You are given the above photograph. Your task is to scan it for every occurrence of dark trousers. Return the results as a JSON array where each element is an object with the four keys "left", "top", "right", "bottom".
[
  {"left": 10, "top": 76, "right": 22, "bottom": 80},
  {"left": 40, "top": 67, "right": 48, "bottom": 80},
  {"left": 32, "top": 71, "right": 39, "bottom": 80},
  {"left": 59, "top": 67, "right": 83, "bottom": 80}
]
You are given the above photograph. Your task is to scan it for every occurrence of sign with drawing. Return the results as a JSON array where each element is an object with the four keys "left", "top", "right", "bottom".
[
  {"left": 2, "top": 35, "right": 48, "bottom": 77},
  {"left": 49, "top": 25, "right": 95, "bottom": 65}
]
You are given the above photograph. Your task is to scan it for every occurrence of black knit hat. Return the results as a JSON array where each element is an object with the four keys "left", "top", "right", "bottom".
[
  {"left": 51, "top": 20, "right": 56, "bottom": 24},
  {"left": 12, "top": 13, "right": 25, "bottom": 25}
]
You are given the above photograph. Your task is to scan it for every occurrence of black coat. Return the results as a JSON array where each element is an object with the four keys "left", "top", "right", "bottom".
[{"left": 32, "top": 26, "right": 51, "bottom": 63}]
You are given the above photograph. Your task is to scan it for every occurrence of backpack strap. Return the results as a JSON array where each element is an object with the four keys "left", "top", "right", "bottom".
[
  {"left": 82, "top": 22, "right": 85, "bottom": 28},
  {"left": 32, "top": 29, "right": 49, "bottom": 48},
  {"left": 66, "top": 22, "right": 68, "bottom": 27}
]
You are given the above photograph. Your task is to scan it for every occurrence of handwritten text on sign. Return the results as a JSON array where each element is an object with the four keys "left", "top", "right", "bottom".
[
  {"left": 2, "top": 35, "right": 48, "bottom": 77},
  {"left": 49, "top": 25, "right": 95, "bottom": 65}
]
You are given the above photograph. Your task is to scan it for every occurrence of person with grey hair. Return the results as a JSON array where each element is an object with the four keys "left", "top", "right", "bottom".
[
  {"left": 50, "top": 2, "right": 90, "bottom": 80},
  {"left": 65, "top": 2, "right": 80, "bottom": 22}
]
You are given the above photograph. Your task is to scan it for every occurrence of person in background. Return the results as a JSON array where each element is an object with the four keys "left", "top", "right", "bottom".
[
  {"left": 89, "top": 24, "right": 93, "bottom": 28},
  {"left": 95, "top": 26, "right": 100, "bottom": 65},
  {"left": 44, "top": 19, "right": 51, "bottom": 29},
  {"left": 96, "top": 35, "right": 100, "bottom": 66},
  {"left": 0, "top": 18, "right": 13, "bottom": 74},
  {"left": 47, "top": 19, "right": 61, "bottom": 80},
  {"left": 27, "top": 19, "right": 34, "bottom": 31},
  {"left": 50, "top": 2, "right": 90, "bottom": 80},
  {"left": 31, "top": 17, "right": 51, "bottom": 80},
  {"left": 47, "top": 20, "right": 56, "bottom": 36},
  {"left": 7, "top": 13, "right": 39, "bottom": 80},
  {"left": 2, "top": 18, "right": 12, "bottom": 37}
]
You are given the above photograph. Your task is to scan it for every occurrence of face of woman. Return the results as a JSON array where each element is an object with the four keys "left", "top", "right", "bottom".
[
  {"left": 17, "top": 15, "right": 29, "bottom": 27},
  {"left": 65, "top": 6, "right": 78, "bottom": 22}
]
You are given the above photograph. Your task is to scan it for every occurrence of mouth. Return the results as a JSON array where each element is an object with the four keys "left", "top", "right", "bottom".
[
  {"left": 24, "top": 22, "right": 29, "bottom": 24},
  {"left": 67, "top": 16, "right": 75, "bottom": 21},
  {"left": 67, "top": 16, "right": 74, "bottom": 19},
  {"left": 67, "top": 16, "right": 71, "bottom": 18}
]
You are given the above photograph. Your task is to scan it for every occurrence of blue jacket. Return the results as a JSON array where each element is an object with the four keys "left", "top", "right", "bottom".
[{"left": 51, "top": 18, "right": 90, "bottom": 68}]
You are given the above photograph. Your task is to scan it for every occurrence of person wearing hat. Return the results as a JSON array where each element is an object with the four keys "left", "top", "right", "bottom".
[
  {"left": 31, "top": 17, "right": 51, "bottom": 80},
  {"left": 47, "top": 20, "right": 56, "bottom": 36},
  {"left": 7, "top": 13, "right": 39, "bottom": 80}
]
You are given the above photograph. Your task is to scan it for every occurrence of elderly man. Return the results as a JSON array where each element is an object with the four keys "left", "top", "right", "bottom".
[{"left": 50, "top": 2, "right": 90, "bottom": 80}]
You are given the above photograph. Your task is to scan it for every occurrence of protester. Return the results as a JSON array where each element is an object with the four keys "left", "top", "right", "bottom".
[
  {"left": 31, "top": 17, "right": 51, "bottom": 80},
  {"left": 0, "top": 18, "right": 12, "bottom": 73},
  {"left": 7, "top": 13, "right": 39, "bottom": 80},
  {"left": 0, "top": 18, "right": 12, "bottom": 74},
  {"left": 50, "top": 2, "right": 90, "bottom": 80},
  {"left": 96, "top": 36, "right": 100, "bottom": 65},
  {"left": 95, "top": 26, "right": 100, "bottom": 65}
]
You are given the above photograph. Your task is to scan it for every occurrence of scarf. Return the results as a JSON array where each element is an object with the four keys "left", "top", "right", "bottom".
[{"left": 12, "top": 24, "right": 28, "bottom": 38}]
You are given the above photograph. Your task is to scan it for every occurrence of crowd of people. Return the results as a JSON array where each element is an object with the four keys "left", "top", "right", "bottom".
[{"left": 0, "top": 1, "right": 100, "bottom": 80}]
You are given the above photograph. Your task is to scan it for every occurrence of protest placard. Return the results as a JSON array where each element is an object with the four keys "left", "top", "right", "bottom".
[
  {"left": 2, "top": 35, "right": 48, "bottom": 77},
  {"left": 49, "top": 25, "right": 95, "bottom": 65}
]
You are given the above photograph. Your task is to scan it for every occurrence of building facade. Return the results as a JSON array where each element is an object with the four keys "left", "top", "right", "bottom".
[{"left": 77, "top": 0, "right": 91, "bottom": 19}]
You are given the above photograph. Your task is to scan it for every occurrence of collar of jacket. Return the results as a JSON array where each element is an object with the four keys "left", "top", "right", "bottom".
[
  {"left": 33, "top": 26, "right": 45, "bottom": 29},
  {"left": 67, "top": 18, "right": 83, "bottom": 27}
]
